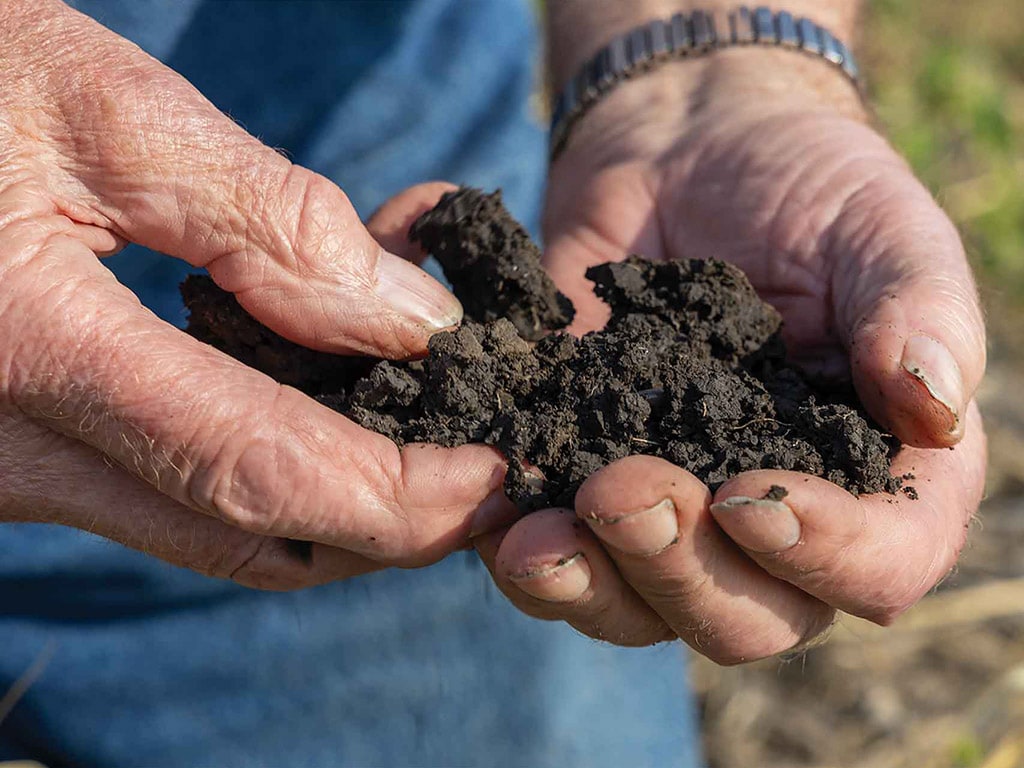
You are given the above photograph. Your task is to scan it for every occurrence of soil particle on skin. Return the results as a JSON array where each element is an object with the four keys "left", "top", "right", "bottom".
[
  {"left": 764, "top": 485, "right": 790, "bottom": 502},
  {"left": 182, "top": 186, "right": 903, "bottom": 510}
]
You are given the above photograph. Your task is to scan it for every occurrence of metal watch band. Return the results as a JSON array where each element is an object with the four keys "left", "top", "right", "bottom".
[{"left": 549, "top": 6, "right": 862, "bottom": 160}]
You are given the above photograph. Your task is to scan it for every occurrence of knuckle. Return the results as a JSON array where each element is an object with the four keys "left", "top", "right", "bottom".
[
  {"left": 182, "top": 386, "right": 388, "bottom": 550},
  {"left": 215, "top": 162, "right": 370, "bottom": 281},
  {"left": 365, "top": 445, "right": 444, "bottom": 563},
  {"left": 275, "top": 167, "right": 336, "bottom": 273},
  {"left": 55, "top": 62, "right": 207, "bottom": 191},
  {"left": 183, "top": 387, "right": 299, "bottom": 536},
  {"left": 864, "top": 528, "right": 965, "bottom": 626}
]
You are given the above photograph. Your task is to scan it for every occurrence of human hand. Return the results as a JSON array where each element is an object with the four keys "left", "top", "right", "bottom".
[
  {"left": 477, "top": 49, "right": 987, "bottom": 661},
  {"left": 0, "top": 0, "right": 518, "bottom": 589}
]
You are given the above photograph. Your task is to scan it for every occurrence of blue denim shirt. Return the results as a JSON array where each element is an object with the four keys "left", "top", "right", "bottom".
[{"left": 0, "top": 2, "right": 701, "bottom": 765}]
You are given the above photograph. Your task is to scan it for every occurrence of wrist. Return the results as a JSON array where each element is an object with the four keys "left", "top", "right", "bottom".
[
  {"left": 546, "top": 1, "right": 862, "bottom": 92},
  {"left": 553, "top": 44, "right": 869, "bottom": 169}
]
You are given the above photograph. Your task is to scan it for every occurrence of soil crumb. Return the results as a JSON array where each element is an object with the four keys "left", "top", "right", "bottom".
[
  {"left": 409, "top": 187, "right": 574, "bottom": 341},
  {"left": 764, "top": 485, "right": 790, "bottom": 502},
  {"left": 183, "top": 186, "right": 902, "bottom": 510}
]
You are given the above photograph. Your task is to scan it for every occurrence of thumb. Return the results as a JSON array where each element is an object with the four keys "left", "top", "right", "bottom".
[
  {"left": 49, "top": 10, "right": 461, "bottom": 359},
  {"left": 111, "top": 149, "right": 462, "bottom": 360},
  {"left": 834, "top": 167, "right": 986, "bottom": 448}
]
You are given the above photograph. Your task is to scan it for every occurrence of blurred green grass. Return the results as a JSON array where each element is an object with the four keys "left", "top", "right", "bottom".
[{"left": 863, "top": 0, "right": 1024, "bottom": 304}]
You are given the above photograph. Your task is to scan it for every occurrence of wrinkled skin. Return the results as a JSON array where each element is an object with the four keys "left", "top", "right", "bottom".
[
  {"left": 472, "top": 53, "right": 987, "bottom": 663},
  {"left": 0, "top": 0, "right": 521, "bottom": 590}
]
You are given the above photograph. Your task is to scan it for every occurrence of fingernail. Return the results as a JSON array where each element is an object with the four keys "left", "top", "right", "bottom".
[
  {"left": 524, "top": 466, "right": 545, "bottom": 491},
  {"left": 375, "top": 251, "right": 463, "bottom": 330},
  {"left": 710, "top": 496, "right": 801, "bottom": 554},
  {"left": 584, "top": 498, "right": 678, "bottom": 556},
  {"left": 508, "top": 553, "right": 591, "bottom": 602},
  {"left": 901, "top": 334, "right": 963, "bottom": 430},
  {"left": 469, "top": 488, "right": 521, "bottom": 538}
]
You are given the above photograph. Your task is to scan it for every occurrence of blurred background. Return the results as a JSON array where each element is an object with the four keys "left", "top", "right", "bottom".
[{"left": 692, "top": 1, "right": 1024, "bottom": 766}]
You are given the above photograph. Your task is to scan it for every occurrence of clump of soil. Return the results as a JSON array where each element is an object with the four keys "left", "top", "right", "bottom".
[
  {"left": 182, "top": 187, "right": 901, "bottom": 510},
  {"left": 408, "top": 188, "right": 574, "bottom": 341}
]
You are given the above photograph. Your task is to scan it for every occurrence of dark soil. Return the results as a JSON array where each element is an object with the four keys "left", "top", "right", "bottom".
[
  {"left": 182, "top": 186, "right": 902, "bottom": 510},
  {"left": 182, "top": 279, "right": 371, "bottom": 396},
  {"left": 408, "top": 187, "right": 574, "bottom": 341}
]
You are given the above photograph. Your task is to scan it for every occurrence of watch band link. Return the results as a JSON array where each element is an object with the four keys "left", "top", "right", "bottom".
[{"left": 549, "top": 6, "right": 862, "bottom": 160}]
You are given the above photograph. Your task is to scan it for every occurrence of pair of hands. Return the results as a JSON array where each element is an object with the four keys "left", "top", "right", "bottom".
[{"left": 0, "top": 1, "right": 985, "bottom": 663}]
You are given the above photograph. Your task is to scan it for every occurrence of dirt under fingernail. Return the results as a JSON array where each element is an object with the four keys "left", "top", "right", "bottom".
[{"left": 182, "top": 187, "right": 903, "bottom": 513}]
